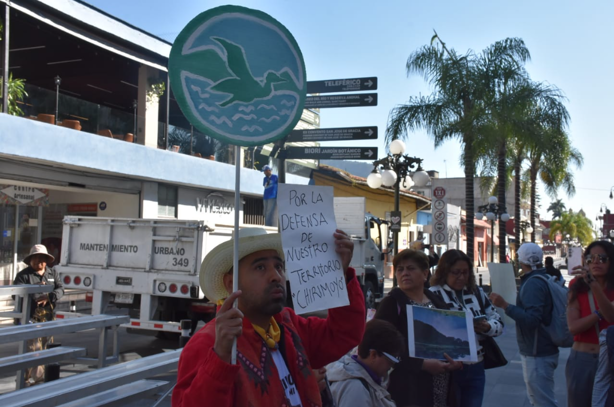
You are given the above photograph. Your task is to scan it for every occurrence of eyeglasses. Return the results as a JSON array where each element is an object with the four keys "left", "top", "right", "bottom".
[
  {"left": 586, "top": 254, "right": 609, "bottom": 265},
  {"left": 449, "top": 270, "right": 469, "bottom": 277},
  {"left": 371, "top": 349, "right": 401, "bottom": 364}
]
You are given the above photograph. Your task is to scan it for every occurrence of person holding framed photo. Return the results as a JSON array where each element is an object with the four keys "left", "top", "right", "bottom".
[{"left": 429, "top": 249, "right": 505, "bottom": 407}]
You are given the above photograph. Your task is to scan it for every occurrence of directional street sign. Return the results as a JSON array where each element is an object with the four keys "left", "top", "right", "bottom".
[
  {"left": 307, "top": 77, "right": 378, "bottom": 94},
  {"left": 286, "top": 126, "right": 378, "bottom": 142},
  {"left": 281, "top": 147, "right": 378, "bottom": 160},
  {"left": 304, "top": 93, "right": 377, "bottom": 109}
]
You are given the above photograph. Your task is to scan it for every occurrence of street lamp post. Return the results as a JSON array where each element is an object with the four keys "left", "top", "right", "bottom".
[
  {"left": 132, "top": 99, "right": 138, "bottom": 143},
  {"left": 518, "top": 220, "right": 534, "bottom": 243},
  {"left": 475, "top": 196, "right": 510, "bottom": 263},
  {"left": 54, "top": 75, "right": 61, "bottom": 125},
  {"left": 367, "top": 139, "right": 430, "bottom": 286},
  {"left": 609, "top": 187, "right": 614, "bottom": 200}
]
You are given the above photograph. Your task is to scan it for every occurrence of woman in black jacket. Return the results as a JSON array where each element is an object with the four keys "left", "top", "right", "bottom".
[{"left": 375, "top": 249, "right": 461, "bottom": 407}]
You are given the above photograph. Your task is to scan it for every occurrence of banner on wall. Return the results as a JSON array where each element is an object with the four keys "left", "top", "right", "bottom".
[{"left": 0, "top": 185, "right": 49, "bottom": 206}]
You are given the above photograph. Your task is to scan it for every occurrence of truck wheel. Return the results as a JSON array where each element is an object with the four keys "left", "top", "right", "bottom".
[{"left": 363, "top": 280, "right": 376, "bottom": 310}]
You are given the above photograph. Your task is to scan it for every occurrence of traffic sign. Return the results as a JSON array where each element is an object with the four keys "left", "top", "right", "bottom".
[
  {"left": 434, "top": 221, "right": 446, "bottom": 232},
  {"left": 434, "top": 211, "right": 446, "bottom": 221},
  {"left": 433, "top": 186, "right": 446, "bottom": 200},
  {"left": 281, "top": 147, "right": 378, "bottom": 160},
  {"left": 434, "top": 200, "right": 445, "bottom": 211},
  {"left": 286, "top": 126, "right": 378, "bottom": 142},
  {"left": 304, "top": 93, "right": 377, "bottom": 109},
  {"left": 434, "top": 232, "right": 447, "bottom": 244},
  {"left": 307, "top": 77, "right": 378, "bottom": 94}
]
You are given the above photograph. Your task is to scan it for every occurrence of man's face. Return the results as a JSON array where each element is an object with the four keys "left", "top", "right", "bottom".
[
  {"left": 264, "top": 169, "right": 272, "bottom": 177},
  {"left": 30, "top": 254, "right": 47, "bottom": 273},
  {"left": 226, "top": 249, "right": 286, "bottom": 317}
]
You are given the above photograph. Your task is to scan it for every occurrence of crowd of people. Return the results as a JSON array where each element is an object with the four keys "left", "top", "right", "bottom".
[
  {"left": 14, "top": 222, "right": 614, "bottom": 405},
  {"left": 170, "top": 228, "right": 614, "bottom": 407}
]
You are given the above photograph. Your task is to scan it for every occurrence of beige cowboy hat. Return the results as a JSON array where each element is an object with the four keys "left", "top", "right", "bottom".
[
  {"left": 200, "top": 228, "right": 284, "bottom": 302},
  {"left": 23, "top": 244, "right": 55, "bottom": 264}
]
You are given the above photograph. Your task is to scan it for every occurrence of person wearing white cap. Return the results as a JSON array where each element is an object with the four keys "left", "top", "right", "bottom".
[
  {"left": 13, "top": 244, "right": 64, "bottom": 385},
  {"left": 173, "top": 227, "right": 365, "bottom": 407},
  {"left": 490, "top": 243, "right": 559, "bottom": 407},
  {"left": 262, "top": 164, "right": 278, "bottom": 227}
]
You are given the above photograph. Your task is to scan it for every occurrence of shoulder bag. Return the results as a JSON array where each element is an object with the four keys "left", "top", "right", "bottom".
[{"left": 475, "top": 289, "right": 508, "bottom": 369}]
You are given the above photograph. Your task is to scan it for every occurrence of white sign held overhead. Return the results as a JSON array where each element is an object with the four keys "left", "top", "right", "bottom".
[{"left": 277, "top": 184, "right": 350, "bottom": 314}]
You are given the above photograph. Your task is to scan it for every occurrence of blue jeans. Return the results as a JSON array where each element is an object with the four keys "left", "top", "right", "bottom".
[
  {"left": 263, "top": 198, "right": 278, "bottom": 227},
  {"left": 520, "top": 353, "right": 559, "bottom": 407},
  {"left": 452, "top": 361, "right": 485, "bottom": 407}
]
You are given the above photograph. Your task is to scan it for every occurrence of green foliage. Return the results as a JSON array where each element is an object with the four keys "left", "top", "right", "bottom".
[
  {"left": 1, "top": 21, "right": 28, "bottom": 116},
  {"left": 0, "top": 73, "right": 28, "bottom": 116},
  {"left": 547, "top": 199, "right": 566, "bottom": 219},
  {"left": 549, "top": 210, "right": 594, "bottom": 246}
]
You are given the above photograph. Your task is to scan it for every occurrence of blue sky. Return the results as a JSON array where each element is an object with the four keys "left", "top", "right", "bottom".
[{"left": 86, "top": 0, "right": 614, "bottom": 228}]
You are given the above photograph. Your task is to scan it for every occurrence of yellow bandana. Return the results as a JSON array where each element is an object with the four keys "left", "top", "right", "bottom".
[
  {"left": 252, "top": 318, "right": 281, "bottom": 349},
  {"left": 216, "top": 299, "right": 280, "bottom": 349}
]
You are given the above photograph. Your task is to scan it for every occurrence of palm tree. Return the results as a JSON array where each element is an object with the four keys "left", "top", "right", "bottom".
[
  {"left": 549, "top": 210, "right": 594, "bottom": 246},
  {"left": 527, "top": 127, "right": 581, "bottom": 241},
  {"left": 547, "top": 199, "right": 566, "bottom": 219},
  {"left": 386, "top": 33, "right": 530, "bottom": 261}
]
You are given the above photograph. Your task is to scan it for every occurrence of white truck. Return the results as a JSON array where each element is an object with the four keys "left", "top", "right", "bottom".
[
  {"left": 56, "top": 197, "right": 388, "bottom": 334},
  {"left": 333, "top": 197, "right": 388, "bottom": 309}
]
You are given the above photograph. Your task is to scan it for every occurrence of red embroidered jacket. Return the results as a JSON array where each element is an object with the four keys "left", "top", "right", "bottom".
[{"left": 172, "top": 269, "right": 365, "bottom": 407}]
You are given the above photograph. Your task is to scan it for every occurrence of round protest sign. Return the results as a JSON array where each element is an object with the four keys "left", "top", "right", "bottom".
[{"left": 169, "top": 6, "right": 307, "bottom": 146}]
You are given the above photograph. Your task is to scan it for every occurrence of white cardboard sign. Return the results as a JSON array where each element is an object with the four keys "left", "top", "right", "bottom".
[{"left": 277, "top": 184, "right": 349, "bottom": 314}]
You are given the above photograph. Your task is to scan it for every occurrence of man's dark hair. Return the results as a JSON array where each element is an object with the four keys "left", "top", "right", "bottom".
[
  {"left": 545, "top": 256, "right": 554, "bottom": 266},
  {"left": 430, "top": 249, "right": 476, "bottom": 292},
  {"left": 357, "top": 319, "right": 405, "bottom": 359},
  {"left": 393, "top": 249, "right": 429, "bottom": 271}
]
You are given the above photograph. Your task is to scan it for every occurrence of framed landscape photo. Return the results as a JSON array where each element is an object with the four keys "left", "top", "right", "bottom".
[{"left": 406, "top": 305, "right": 477, "bottom": 362}]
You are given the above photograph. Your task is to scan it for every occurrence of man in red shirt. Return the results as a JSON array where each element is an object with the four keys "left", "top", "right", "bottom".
[{"left": 173, "top": 228, "right": 365, "bottom": 407}]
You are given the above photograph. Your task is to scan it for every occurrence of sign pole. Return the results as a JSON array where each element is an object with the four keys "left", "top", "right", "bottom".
[{"left": 231, "top": 145, "right": 241, "bottom": 365}]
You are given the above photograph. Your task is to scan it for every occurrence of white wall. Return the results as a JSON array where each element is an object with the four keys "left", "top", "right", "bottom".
[{"left": 48, "top": 190, "right": 139, "bottom": 218}]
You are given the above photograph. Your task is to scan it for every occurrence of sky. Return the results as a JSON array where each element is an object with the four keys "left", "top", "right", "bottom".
[{"left": 86, "top": 0, "right": 614, "bottom": 230}]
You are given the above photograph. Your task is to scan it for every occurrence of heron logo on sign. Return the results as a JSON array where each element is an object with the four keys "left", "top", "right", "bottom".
[{"left": 169, "top": 6, "right": 306, "bottom": 146}]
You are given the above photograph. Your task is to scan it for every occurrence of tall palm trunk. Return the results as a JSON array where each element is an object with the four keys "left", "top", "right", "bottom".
[
  {"left": 464, "top": 137, "right": 475, "bottom": 263},
  {"left": 497, "top": 140, "right": 507, "bottom": 262},
  {"left": 530, "top": 160, "right": 538, "bottom": 242},
  {"left": 514, "top": 158, "right": 522, "bottom": 255}
]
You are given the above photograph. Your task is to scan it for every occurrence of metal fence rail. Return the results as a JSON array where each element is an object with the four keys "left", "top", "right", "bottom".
[{"left": 0, "top": 349, "right": 182, "bottom": 407}]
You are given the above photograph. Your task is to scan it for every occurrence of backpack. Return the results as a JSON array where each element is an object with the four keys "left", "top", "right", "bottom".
[{"left": 520, "top": 274, "right": 574, "bottom": 349}]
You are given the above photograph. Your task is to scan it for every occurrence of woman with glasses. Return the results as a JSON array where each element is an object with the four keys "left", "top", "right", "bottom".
[
  {"left": 566, "top": 240, "right": 614, "bottom": 407},
  {"left": 374, "top": 249, "right": 462, "bottom": 407},
  {"left": 328, "top": 319, "right": 404, "bottom": 407},
  {"left": 429, "top": 250, "right": 504, "bottom": 407}
]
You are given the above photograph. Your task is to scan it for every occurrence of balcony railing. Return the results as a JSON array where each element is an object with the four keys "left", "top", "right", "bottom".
[{"left": 16, "top": 83, "right": 138, "bottom": 142}]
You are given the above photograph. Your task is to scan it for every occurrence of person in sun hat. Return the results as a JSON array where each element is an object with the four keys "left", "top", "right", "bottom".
[
  {"left": 490, "top": 242, "right": 559, "bottom": 407},
  {"left": 173, "top": 227, "right": 366, "bottom": 407},
  {"left": 13, "top": 244, "right": 64, "bottom": 385},
  {"left": 262, "top": 164, "right": 279, "bottom": 227}
]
